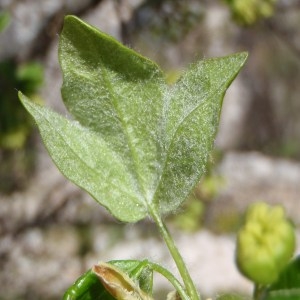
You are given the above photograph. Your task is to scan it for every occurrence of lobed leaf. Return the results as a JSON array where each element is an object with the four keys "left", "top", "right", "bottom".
[
  {"left": 19, "top": 93, "right": 146, "bottom": 222},
  {"left": 154, "top": 53, "right": 247, "bottom": 214},
  {"left": 59, "top": 16, "right": 166, "bottom": 203},
  {"left": 19, "top": 15, "right": 247, "bottom": 222}
]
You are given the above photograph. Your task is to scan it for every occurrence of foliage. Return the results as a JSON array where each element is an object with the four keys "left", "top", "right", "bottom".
[
  {"left": 170, "top": 152, "right": 225, "bottom": 232},
  {"left": 63, "top": 260, "right": 153, "bottom": 300},
  {"left": 0, "top": 10, "right": 10, "bottom": 32},
  {"left": 265, "top": 256, "right": 300, "bottom": 300},
  {"left": 217, "top": 294, "right": 251, "bottom": 300},
  {"left": 19, "top": 15, "right": 247, "bottom": 224},
  {"left": 224, "top": 0, "right": 277, "bottom": 25},
  {"left": 0, "top": 60, "right": 43, "bottom": 149},
  {"left": 18, "top": 13, "right": 299, "bottom": 300},
  {"left": 19, "top": 15, "right": 247, "bottom": 300},
  {"left": 0, "top": 59, "right": 43, "bottom": 193}
]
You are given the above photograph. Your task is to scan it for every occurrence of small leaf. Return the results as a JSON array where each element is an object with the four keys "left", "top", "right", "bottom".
[
  {"left": 19, "top": 15, "right": 247, "bottom": 222},
  {"left": 110, "top": 260, "right": 153, "bottom": 295},
  {"left": 63, "top": 269, "right": 116, "bottom": 300},
  {"left": 92, "top": 262, "right": 153, "bottom": 300},
  {"left": 216, "top": 294, "right": 251, "bottom": 300},
  {"left": 63, "top": 260, "right": 153, "bottom": 300},
  {"left": 265, "top": 256, "right": 300, "bottom": 300}
]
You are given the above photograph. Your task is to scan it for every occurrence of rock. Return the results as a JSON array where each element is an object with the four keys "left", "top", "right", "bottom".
[
  {"left": 0, "top": 0, "right": 95, "bottom": 60},
  {"left": 206, "top": 151, "right": 300, "bottom": 229},
  {"left": 84, "top": 0, "right": 121, "bottom": 40},
  {"left": 0, "top": 225, "right": 82, "bottom": 299},
  {"left": 216, "top": 77, "right": 251, "bottom": 150},
  {"left": 41, "top": 0, "right": 130, "bottom": 113}
]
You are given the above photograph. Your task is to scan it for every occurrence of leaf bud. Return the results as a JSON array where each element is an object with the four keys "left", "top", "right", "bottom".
[{"left": 236, "top": 202, "right": 296, "bottom": 285}]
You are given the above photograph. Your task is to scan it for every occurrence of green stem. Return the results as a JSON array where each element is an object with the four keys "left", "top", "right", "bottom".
[
  {"left": 148, "top": 262, "right": 190, "bottom": 300},
  {"left": 253, "top": 284, "right": 265, "bottom": 300},
  {"left": 149, "top": 207, "right": 200, "bottom": 300}
]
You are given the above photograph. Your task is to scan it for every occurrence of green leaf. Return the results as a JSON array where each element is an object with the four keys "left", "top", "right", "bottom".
[
  {"left": 59, "top": 15, "right": 166, "bottom": 219},
  {"left": 63, "top": 269, "right": 116, "bottom": 300},
  {"left": 92, "top": 261, "right": 153, "bottom": 300},
  {"left": 0, "top": 11, "right": 10, "bottom": 32},
  {"left": 63, "top": 260, "right": 153, "bottom": 300},
  {"left": 264, "top": 256, "right": 300, "bottom": 300},
  {"left": 216, "top": 294, "right": 251, "bottom": 300},
  {"left": 154, "top": 53, "right": 247, "bottom": 214},
  {"left": 109, "top": 260, "right": 153, "bottom": 295},
  {"left": 19, "top": 92, "right": 147, "bottom": 222},
  {"left": 19, "top": 15, "right": 247, "bottom": 222}
]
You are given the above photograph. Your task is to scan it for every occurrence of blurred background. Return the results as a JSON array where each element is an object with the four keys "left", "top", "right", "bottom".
[{"left": 0, "top": 0, "right": 300, "bottom": 299}]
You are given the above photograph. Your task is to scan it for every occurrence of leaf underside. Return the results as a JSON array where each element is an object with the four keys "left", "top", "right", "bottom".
[{"left": 19, "top": 15, "right": 247, "bottom": 222}]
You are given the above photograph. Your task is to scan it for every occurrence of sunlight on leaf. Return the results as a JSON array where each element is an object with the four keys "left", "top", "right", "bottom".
[
  {"left": 19, "top": 15, "right": 247, "bottom": 222},
  {"left": 19, "top": 93, "right": 146, "bottom": 222}
]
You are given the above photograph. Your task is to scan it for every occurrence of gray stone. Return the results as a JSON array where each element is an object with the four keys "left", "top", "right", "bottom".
[
  {"left": 0, "top": 0, "right": 94, "bottom": 60},
  {"left": 207, "top": 151, "right": 300, "bottom": 227},
  {"left": 216, "top": 77, "right": 251, "bottom": 150}
]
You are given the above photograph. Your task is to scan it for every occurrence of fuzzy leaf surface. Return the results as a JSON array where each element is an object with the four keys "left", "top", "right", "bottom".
[
  {"left": 19, "top": 15, "right": 247, "bottom": 222},
  {"left": 19, "top": 93, "right": 146, "bottom": 221}
]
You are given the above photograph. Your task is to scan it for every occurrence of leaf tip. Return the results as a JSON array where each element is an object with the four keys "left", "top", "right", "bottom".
[
  {"left": 18, "top": 91, "right": 28, "bottom": 106},
  {"left": 64, "top": 14, "right": 80, "bottom": 24},
  {"left": 18, "top": 90, "right": 24, "bottom": 98},
  {"left": 236, "top": 51, "right": 249, "bottom": 65}
]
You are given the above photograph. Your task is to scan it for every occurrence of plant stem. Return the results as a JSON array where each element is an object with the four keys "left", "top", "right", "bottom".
[
  {"left": 253, "top": 284, "right": 267, "bottom": 300},
  {"left": 148, "top": 262, "right": 190, "bottom": 300},
  {"left": 149, "top": 207, "right": 200, "bottom": 300}
]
